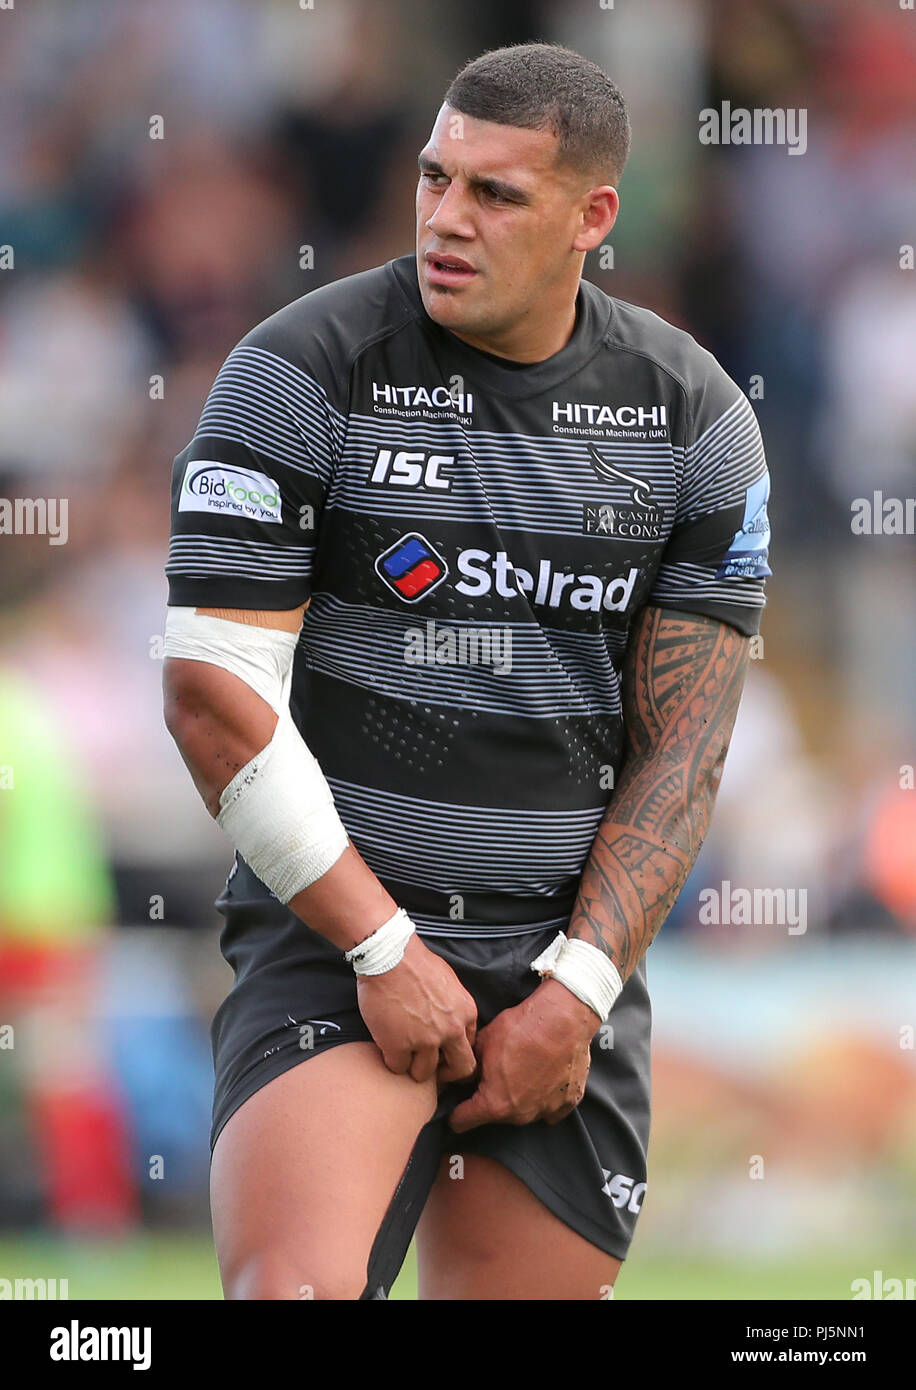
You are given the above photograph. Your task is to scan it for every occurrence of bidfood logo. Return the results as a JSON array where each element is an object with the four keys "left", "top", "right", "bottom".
[{"left": 179, "top": 462, "right": 282, "bottom": 523}]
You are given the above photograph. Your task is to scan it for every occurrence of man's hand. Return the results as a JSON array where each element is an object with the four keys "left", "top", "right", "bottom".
[
  {"left": 448, "top": 979, "right": 599, "bottom": 1132},
  {"left": 356, "top": 933, "right": 479, "bottom": 1085}
]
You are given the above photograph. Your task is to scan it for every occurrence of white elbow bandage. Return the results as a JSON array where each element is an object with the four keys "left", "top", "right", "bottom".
[
  {"left": 530, "top": 933, "right": 623, "bottom": 1024},
  {"left": 163, "top": 606, "right": 349, "bottom": 901}
]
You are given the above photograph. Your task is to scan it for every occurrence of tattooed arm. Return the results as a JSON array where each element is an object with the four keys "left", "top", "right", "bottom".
[
  {"left": 567, "top": 604, "right": 750, "bottom": 980},
  {"left": 448, "top": 603, "right": 750, "bottom": 1134}
]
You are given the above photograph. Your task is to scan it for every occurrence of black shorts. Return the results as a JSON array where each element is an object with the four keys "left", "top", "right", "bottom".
[{"left": 210, "top": 857, "right": 652, "bottom": 1263}]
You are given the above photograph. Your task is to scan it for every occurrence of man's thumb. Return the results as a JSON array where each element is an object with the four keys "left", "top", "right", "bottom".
[{"left": 447, "top": 1088, "right": 490, "bottom": 1134}]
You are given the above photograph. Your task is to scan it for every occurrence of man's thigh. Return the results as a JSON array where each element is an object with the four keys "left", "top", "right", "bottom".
[
  {"left": 210, "top": 1041, "right": 436, "bottom": 1300},
  {"left": 416, "top": 1153, "right": 622, "bottom": 1300}
]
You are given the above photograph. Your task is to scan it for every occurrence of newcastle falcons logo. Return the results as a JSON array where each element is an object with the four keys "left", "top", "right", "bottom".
[
  {"left": 587, "top": 447, "right": 654, "bottom": 503},
  {"left": 584, "top": 448, "right": 662, "bottom": 540},
  {"left": 589, "top": 504, "right": 619, "bottom": 536}
]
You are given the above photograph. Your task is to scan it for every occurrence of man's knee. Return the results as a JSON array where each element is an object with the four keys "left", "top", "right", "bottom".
[{"left": 222, "top": 1248, "right": 368, "bottom": 1301}]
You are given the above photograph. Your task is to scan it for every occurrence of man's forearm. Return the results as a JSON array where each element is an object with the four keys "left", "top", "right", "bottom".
[
  {"left": 163, "top": 654, "right": 398, "bottom": 952},
  {"left": 452, "top": 609, "right": 753, "bottom": 1129},
  {"left": 567, "top": 608, "right": 751, "bottom": 981}
]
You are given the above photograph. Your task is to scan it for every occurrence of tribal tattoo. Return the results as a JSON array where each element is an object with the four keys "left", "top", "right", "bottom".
[{"left": 568, "top": 606, "right": 751, "bottom": 980}]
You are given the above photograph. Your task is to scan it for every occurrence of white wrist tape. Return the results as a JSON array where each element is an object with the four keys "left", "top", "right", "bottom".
[
  {"left": 164, "top": 606, "right": 349, "bottom": 901},
  {"left": 344, "top": 907, "right": 416, "bottom": 976},
  {"left": 530, "top": 932, "right": 623, "bottom": 1023}
]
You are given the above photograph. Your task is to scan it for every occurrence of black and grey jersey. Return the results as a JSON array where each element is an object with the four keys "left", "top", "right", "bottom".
[{"left": 167, "top": 254, "right": 771, "bottom": 938}]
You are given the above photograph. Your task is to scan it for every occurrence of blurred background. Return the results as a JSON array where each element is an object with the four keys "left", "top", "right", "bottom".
[{"left": 0, "top": 0, "right": 914, "bottom": 1300}]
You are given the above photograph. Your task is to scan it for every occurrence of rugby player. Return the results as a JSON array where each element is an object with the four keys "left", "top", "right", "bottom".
[{"left": 163, "top": 42, "right": 771, "bottom": 1300}]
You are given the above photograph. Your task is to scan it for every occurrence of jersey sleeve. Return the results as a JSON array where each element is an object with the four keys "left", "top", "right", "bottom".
[
  {"left": 166, "top": 327, "right": 343, "bottom": 610},
  {"left": 647, "top": 362, "right": 771, "bottom": 637}
]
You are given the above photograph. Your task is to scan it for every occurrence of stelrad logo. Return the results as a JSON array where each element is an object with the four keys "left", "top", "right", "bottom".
[
  {"left": 179, "top": 462, "right": 282, "bottom": 523},
  {"left": 375, "top": 533, "right": 449, "bottom": 602},
  {"left": 456, "top": 549, "right": 639, "bottom": 613}
]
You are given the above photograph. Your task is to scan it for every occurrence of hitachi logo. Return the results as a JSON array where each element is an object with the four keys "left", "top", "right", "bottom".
[
  {"left": 553, "top": 402, "right": 668, "bottom": 428},
  {"left": 372, "top": 382, "right": 473, "bottom": 414},
  {"left": 456, "top": 549, "right": 639, "bottom": 613}
]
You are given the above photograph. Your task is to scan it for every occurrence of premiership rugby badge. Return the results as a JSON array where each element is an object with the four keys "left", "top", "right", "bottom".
[{"left": 375, "top": 532, "right": 448, "bottom": 602}]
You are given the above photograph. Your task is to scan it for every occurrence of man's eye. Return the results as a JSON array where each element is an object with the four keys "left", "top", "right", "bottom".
[{"left": 422, "top": 172, "right": 447, "bottom": 186}]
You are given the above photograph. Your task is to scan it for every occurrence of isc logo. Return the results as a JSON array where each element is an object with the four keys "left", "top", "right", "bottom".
[{"left": 369, "top": 448, "right": 453, "bottom": 491}]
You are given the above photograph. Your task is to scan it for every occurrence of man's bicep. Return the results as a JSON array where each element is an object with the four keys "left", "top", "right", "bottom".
[
  {"left": 621, "top": 605, "right": 751, "bottom": 760},
  {"left": 162, "top": 605, "right": 302, "bottom": 810}
]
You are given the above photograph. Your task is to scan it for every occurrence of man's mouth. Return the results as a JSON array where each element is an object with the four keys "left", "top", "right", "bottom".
[{"left": 424, "top": 252, "right": 478, "bottom": 286}]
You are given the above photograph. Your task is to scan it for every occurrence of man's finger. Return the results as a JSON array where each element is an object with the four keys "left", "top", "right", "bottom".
[
  {"left": 436, "top": 1032, "right": 478, "bottom": 1083},
  {"left": 380, "top": 1046, "right": 412, "bottom": 1075},
  {"left": 447, "top": 1087, "right": 496, "bottom": 1133},
  {"left": 408, "top": 1045, "right": 440, "bottom": 1083}
]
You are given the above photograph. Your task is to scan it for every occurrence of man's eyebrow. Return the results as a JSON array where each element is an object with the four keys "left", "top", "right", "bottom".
[{"left": 417, "top": 152, "right": 532, "bottom": 203}]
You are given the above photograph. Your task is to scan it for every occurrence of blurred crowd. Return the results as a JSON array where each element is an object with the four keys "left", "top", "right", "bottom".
[{"left": 0, "top": 0, "right": 914, "bottom": 1233}]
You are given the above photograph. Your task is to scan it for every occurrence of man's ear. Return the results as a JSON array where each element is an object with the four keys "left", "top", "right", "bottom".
[{"left": 573, "top": 186, "right": 619, "bottom": 254}]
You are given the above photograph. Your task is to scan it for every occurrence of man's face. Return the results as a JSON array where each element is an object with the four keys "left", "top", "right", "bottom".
[{"left": 416, "top": 103, "right": 611, "bottom": 354}]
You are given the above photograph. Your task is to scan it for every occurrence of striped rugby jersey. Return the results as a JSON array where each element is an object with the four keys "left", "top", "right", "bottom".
[{"left": 167, "top": 254, "right": 771, "bottom": 938}]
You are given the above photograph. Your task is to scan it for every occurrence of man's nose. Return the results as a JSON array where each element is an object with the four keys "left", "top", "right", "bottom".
[{"left": 425, "top": 181, "right": 474, "bottom": 238}]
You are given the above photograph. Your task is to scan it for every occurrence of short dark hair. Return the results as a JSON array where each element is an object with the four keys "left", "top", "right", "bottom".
[{"left": 443, "top": 42, "right": 631, "bottom": 186}]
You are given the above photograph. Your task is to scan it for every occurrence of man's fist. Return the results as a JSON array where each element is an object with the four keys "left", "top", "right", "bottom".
[
  {"left": 448, "top": 979, "right": 599, "bottom": 1131},
  {"left": 357, "top": 933, "right": 478, "bottom": 1084}
]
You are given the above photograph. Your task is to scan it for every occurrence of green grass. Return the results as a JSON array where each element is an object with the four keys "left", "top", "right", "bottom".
[
  {"left": 0, "top": 1234, "right": 907, "bottom": 1300},
  {"left": 0, "top": 1233, "right": 223, "bottom": 1301}
]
